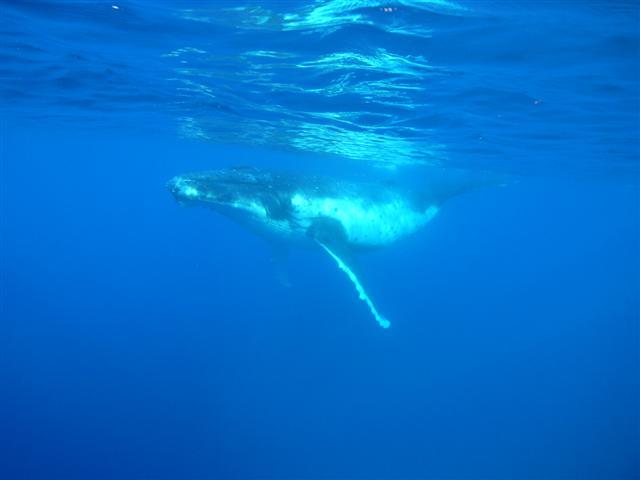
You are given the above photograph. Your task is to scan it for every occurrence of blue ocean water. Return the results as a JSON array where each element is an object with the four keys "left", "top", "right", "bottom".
[{"left": 1, "top": 1, "right": 638, "bottom": 479}]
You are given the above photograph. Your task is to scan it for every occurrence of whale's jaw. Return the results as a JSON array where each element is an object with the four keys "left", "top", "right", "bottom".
[
  {"left": 167, "top": 176, "right": 201, "bottom": 206},
  {"left": 167, "top": 173, "right": 236, "bottom": 208}
]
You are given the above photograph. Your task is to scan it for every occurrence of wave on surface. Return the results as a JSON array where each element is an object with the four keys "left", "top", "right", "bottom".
[{"left": 1, "top": 0, "right": 638, "bottom": 176}]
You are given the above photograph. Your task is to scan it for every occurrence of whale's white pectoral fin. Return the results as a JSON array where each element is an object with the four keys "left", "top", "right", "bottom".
[
  {"left": 308, "top": 216, "right": 390, "bottom": 328},
  {"left": 316, "top": 240, "right": 390, "bottom": 329}
]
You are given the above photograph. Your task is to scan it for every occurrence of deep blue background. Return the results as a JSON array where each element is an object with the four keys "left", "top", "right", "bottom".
[
  {"left": 1, "top": 123, "right": 638, "bottom": 479},
  {"left": 1, "top": 0, "right": 639, "bottom": 478}
]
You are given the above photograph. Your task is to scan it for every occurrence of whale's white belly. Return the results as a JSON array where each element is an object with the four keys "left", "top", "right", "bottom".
[
  {"left": 229, "top": 193, "right": 439, "bottom": 247},
  {"left": 290, "top": 193, "right": 439, "bottom": 247}
]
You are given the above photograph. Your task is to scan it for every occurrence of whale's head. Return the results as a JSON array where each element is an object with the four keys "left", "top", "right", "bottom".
[
  {"left": 168, "top": 166, "right": 292, "bottom": 221},
  {"left": 168, "top": 171, "right": 224, "bottom": 208},
  {"left": 168, "top": 167, "right": 265, "bottom": 206}
]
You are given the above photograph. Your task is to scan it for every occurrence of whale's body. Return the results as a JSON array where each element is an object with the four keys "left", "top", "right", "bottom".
[{"left": 168, "top": 166, "right": 474, "bottom": 328}]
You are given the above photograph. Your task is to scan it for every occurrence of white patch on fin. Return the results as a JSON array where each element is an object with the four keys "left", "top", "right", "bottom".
[{"left": 316, "top": 241, "right": 390, "bottom": 329}]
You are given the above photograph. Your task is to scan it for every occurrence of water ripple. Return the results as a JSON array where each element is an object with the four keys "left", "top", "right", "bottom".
[{"left": 1, "top": 0, "right": 638, "bottom": 177}]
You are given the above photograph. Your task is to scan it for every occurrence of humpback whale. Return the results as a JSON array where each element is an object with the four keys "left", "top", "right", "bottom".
[{"left": 168, "top": 166, "right": 479, "bottom": 328}]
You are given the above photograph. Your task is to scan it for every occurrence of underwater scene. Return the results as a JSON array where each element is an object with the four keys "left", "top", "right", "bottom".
[{"left": 1, "top": 1, "right": 638, "bottom": 478}]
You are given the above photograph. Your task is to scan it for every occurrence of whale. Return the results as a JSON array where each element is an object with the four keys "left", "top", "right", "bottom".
[{"left": 168, "top": 166, "right": 482, "bottom": 328}]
